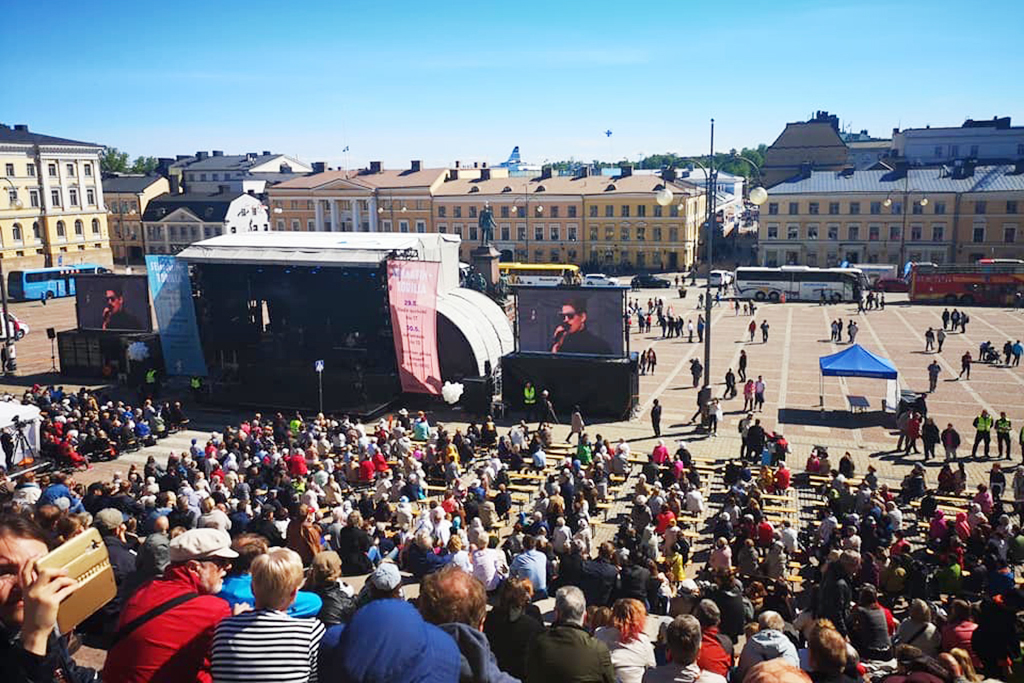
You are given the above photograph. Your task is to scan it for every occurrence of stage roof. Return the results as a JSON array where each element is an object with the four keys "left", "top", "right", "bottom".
[{"left": 177, "top": 231, "right": 462, "bottom": 292}]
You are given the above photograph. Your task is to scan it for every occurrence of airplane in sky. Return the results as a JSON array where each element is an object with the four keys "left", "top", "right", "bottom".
[{"left": 497, "top": 146, "right": 542, "bottom": 173}]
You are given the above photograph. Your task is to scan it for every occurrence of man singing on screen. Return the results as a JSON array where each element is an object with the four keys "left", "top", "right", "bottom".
[
  {"left": 102, "top": 284, "right": 142, "bottom": 330},
  {"left": 551, "top": 297, "right": 613, "bottom": 355}
]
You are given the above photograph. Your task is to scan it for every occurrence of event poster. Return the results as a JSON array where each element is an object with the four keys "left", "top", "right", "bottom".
[
  {"left": 145, "top": 256, "right": 208, "bottom": 377},
  {"left": 387, "top": 260, "right": 442, "bottom": 394},
  {"left": 517, "top": 286, "right": 625, "bottom": 357}
]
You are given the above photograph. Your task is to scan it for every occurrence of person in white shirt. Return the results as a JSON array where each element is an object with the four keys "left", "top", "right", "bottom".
[
  {"left": 684, "top": 486, "right": 705, "bottom": 515},
  {"left": 552, "top": 517, "right": 572, "bottom": 555},
  {"left": 886, "top": 501, "right": 903, "bottom": 531},
  {"left": 472, "top": 536, "right": 509, "bottom": 592},
  {"left": 780, "top": 520, "right": 800, "bottom": 555}
]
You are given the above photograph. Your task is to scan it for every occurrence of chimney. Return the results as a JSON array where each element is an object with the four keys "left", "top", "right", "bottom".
[
  {"left": 246, "top": 153, "right": 256, "bottom": 162},
  {"left": 481, "top": 162, "right": 488, "bottom": 168},
  {"left": 312, "top": 162, "right": 326, "bottom": 173},
  {"left": 169, "top": 175, "right": 180, "bottom": 194},
  {"left": 196, "top": 151, "right": 209, "bottom": 160},
  {"left": 454, "top": 160, "right": 461, "bottom": 168},
  {"left": 13, "top": 124, "right": 28, "bottom": 132},
  {"left": 262, "top": 150, "right": 271, "bottom": 156},
  {"left": 176, "top": 155, "right": 190, "bottom": 161},
  {"left": 540, "top": 166, "right": 552, "bottom": 180},
  {"left": 369, "top": 161, "right": 382, "bottom": 173},
  {"left": 212, "top": 150, "right": 224, "bottom": 157},
  {"left": 619, "top": 164, "right": 633, "bottom": 177},
  {"left": 473, "top": 162, "right": 479, "bottom": 168},
  {"left": 410, "top": 160, "right": 422, "bottom": 172},
  {"left": 481, "top": 168, "right": 492, "bottom": 180}
]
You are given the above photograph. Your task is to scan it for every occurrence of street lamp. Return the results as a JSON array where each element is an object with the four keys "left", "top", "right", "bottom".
[
  {"left": 883, "top": 174, "right": 927, "bottom": 268},
  {"left": 0, "top": 177, "right": 23, "bottom": 375},
  {"left": 510, "top": 195, "right": 542, "bottom": 262}
]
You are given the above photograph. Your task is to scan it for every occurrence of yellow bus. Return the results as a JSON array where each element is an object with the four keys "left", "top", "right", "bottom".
[{"left": 499, "top": 263, "right": 581, "bottom": 286}]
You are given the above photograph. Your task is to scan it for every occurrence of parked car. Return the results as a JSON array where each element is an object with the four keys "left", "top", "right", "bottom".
[
  {"left": 708, "top": 270, "right": 734, "bottom": 287},
  {"left": 631, "top": 273, "right": 672, "bottom": 289},
  {"left": 0, "top": 313, "right": 28, "bottom": 340},
  {"left": 874, "top": 277, "right": 909, "bottom": 293},
  {"left": 582, "top": 273, "right": 617, "bottom": 287}
]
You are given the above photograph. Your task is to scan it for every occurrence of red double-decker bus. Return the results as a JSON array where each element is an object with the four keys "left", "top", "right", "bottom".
[{"left": 909, "top": 260, "right": 1024, "bottom": 306}]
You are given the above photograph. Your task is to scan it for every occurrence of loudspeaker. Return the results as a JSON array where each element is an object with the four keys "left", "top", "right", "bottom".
[{"left": 46, "top": 327, "right": 56, "bottom": 340}]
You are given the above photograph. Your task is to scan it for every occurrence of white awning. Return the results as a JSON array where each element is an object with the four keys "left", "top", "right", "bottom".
[{"left": 437, "top": 289, "right": 513, "bottom": 375}]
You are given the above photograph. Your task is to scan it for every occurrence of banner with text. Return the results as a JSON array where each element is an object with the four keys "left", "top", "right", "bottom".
[
  {"left": 145, "top": 256, "right": 208, "bottom": 377},
  {"left": 387, "top": 260, "right": 442, "bottom": 394}
]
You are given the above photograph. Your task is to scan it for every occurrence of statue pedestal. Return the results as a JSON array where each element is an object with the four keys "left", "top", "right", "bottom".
[{"left": 471, "top": 245, "right": 501, "bottom": 289}]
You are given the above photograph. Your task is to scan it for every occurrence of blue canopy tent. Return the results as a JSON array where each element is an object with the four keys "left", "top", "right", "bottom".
[{"left": 819, "top": 344, "right": 899, "bottom": 410}]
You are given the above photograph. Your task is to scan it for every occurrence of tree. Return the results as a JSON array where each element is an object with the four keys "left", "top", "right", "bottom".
[
  {"left": 130, "top": 156, "right": 159, "bottom": 174},
  {"left": 100, "top": 147, "right": 129, "bottom": 174}
]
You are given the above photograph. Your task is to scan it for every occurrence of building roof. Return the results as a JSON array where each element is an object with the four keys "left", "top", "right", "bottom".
[
  {"left": 769, "top": 121, "right": 846, "bottom": 151},
  {"left": 0, "top": 124, "right": 100, "bottom": 148},
  {"left": 273, "top": 167, "right": 448, "bottom": 191},
  {"left": 766, "top": 164, "right": 1024, "bottom": 195},
  {"left": 102, "top": 174, "right": 166, "bottom": 194},
  {"left": 433, "top": 172, "right": 702, "bottom": 198},
  {"left": 142, "top": 191, "right": 249, "bottom": 222},
  {"left": 183, "top": 153, "right": 302, "bottom": 172}
]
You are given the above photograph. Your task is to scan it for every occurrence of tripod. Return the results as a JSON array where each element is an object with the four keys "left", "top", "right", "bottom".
[{"left": 9, "top": 420, "right": 35, "bottom": 469}]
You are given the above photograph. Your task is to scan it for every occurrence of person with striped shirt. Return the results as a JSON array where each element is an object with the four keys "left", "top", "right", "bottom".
[{"left": 211, "top": 547, "right": 325, "bottom": 683}]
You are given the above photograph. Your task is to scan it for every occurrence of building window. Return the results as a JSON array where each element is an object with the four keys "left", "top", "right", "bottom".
[
  {"left": 808, "top": 202, "right": 819, "bottom": 215},
  {"left": 515, "top": 206, "right": 526, "bottom": 219},
  {"left": 636, "top": 227, "right": 645, "bottom": 241},
  {"left": 788, "top": 202, "right": 799, "bottom": 215},
  {"left": 291, "top": 219, "right": 300, "bottom": 230},
  {"left": 91, "top": 218, "right": 100, "bottom": 234},
  {"left": 848, "top": 225, "right": 860, "bottom": 240},
  {"left": 932, "top": 225, "right": 944, "bottom": 242},
  {"left": 66, "top": 163, "right": 75, "bottom": 177},
  {"left": 970, "top": 145, "right": 979, "bottom": 157},
  {"left": 653, "top": 205, "right": 663, "bottom": 218},
  {"left": 307, "top": 219, "right": 314, "bottom": 231},
  {"left": 972, "top": 227, "right": 984, "bottom": 243},
  {"left": 827, "top": 225, "right": 839, "bottom": 240},
  {"left": 11, "top": 223, "right": 21, "bottom": 241},
  {"left": 652, "top": 227, "right": 662, "bottom": 242},
  {"left": 950, "top": 144, "right": 959, "bottom": 158},
  {"left": 550, "top": 249, "right": 560, "bottom": 262},
  {"left": 910, "top": 225, "right": 922, "bottom": 241},
  {"left": 69, "top": 189, "right": 79, "bottom": 206},
  {"left": 550, "top": 225, "right": 559, "bottom": 240},
  {"left": 56, "top": 220, "right": 65, "bottom": 237},
  {"left": 870, "top": 201, "right": 881, "bottom": 215},
  {"left": 6, "top": 188, "right": 15, "bottom": 206},
  {"left": 534, "top": 226, "right": 543, "bottom": 241},
  {"left": 787, "top": 225, "right": 799, "bottom": 240},
  {"left": 453, "top": 207, "right": 462, "bottom": 218},
  {"left": 3, "top": 163, "right": 13, "bottom": 176},
  {"left": 605, "top": 205, "right": 614, "bottom": 217},
  {"left": 589, "top": 227, "right": 598, "bottom": 241},
  {"left": 889, "top": 225, "right": 901, "bottom": 240},
  {"left": 551, "top": 206, "right": 560, "bottom": 218},
  {"left": 501, "top": 226, "right": 510, "bottom": 241},
  {"left": 890, "top": 201, "right": 902, "bottom": 215},
  {"left": 500, "top": 206, "right": 509, "bottom": 218},
  {"left": 382, "top": 220, "right": 392, "bottom": 231},
  {"left": 670, "top": 205, "right": 679, "bottom": 217},
  {"left": 620, "top": 227, "right": 630, "bottom": 241},
  {"left": 518, "top": 225, "right": 527, "bottom": 241},
  {"left": 849, "top": 202, "right": 860, "bottom": 215},
  {"left": 86, "top": 188, "right": 95, "bottom": 205},
  {"left": 567, "top": 226, "right": 577, "bottom": 241},
  {"left": 1005, "top": 226, "right": 1017, "bottom": 243},
  {"left": 589, "top": 205, "right": 598, "bottom": 218},
  {"left": 469, "top": 206, "right": 478, "bottom": 218},
  {"left": 29, "top": 190, "right": 39, "bottom": 208},
  {"left": 933, "top": 201, "right": 946, "bottom": 214},
  {"left": 399, "top": 221, "right": 409, "bottom": 233},
  {"left": 807, "top": 225, "right": 819, "bottom": 240},
  {"left": 767, "top": 202, "right": 779, "bottom": 215},
  {"left": 620, "top": 205, "right": 630, "bottom": 218},
  {"left": 668, "top": 228, "right": 678, "bottom": 242},
  {"left": 975, "top": 201, "right": 986, "bottom": 214},
  {"left": 468, "top": 226, "right": 477, "bottom": 240},
  {"left": 935, "top": 145, "right": 943, "bottom": 157},
  {"left": 48, "top": 164, "right": 57, "bottom": 177},
  {"left": 767, "top": 225, "right": 778, "bottom": 239},
  {"left": 636, "top": 205, "right": 645, "bottom": 218},
  {"left": 50, "top": 189, "right": 60, "bottom": 207},
  {"left": 276, "top": 219, "right": 284, "bottom": 230},
  {"left": 912, "top": 202, "right": 923, "bottom": 215},
  {"left": 26, "top": 163, "right": 35, "bottom": 177},
  {"left": 437, "top": 206, "right": 446, "bottom": 218},
  {"left": 869, "top": 225, "right": 880, "bottom": 241},
  {"left": 1008, "top": 201, "right": 1018, "bottom": 214},
  {"left": 32, "top": 222, "right": 40, "bottom": 240},
  {"left": 828, "top": 202, "right": 839, "bottom": 215},
  {"left": 567, "top": 206, "right": 576, "bottom": 218},
  {"left": 416, "top": 220, "right": 425, "bottom": 233}
]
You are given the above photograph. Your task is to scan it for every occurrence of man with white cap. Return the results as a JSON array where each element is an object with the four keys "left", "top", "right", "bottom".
[{"left": 103, "top": 528, "right": 239, "bottom": 683}]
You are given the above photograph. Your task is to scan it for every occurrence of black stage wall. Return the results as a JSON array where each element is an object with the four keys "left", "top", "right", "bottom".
[{"left": 501, "top": 352, "right": 638, "bottom": 420}]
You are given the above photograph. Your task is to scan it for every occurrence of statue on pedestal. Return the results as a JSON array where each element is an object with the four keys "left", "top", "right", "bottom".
[{"left": 478, "top": 205, "right": 496, "bottom": 246}]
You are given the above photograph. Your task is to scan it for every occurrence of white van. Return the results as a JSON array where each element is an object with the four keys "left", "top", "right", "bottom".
[
  {"left": 708, "top": 270, "right": 734, "bottom": 287},
  {"left": 582, "top": 273, "right": 617, "bottom": 287}
]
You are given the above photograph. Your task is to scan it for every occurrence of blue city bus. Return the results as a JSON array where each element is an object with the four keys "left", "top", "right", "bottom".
[{"left": 7, "top": 264, "right": 110, "bottom": 301}]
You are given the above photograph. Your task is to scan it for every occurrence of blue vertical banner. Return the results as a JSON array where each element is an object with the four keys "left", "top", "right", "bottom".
[{"left": 145, "top": 256, "right": 208, "bottom": 376}]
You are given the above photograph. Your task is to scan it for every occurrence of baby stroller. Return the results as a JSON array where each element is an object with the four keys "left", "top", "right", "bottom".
[{"left": 978, "top": 341, "right": 1000, "bottom": 364}]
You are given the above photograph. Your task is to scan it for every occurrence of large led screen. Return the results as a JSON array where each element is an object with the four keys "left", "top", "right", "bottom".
[
  {"left": 76, "top": 274, "right": 153, "bottom": 332},
  {"left": 517, "top": 287, "right": 624, "bottom": 357}
]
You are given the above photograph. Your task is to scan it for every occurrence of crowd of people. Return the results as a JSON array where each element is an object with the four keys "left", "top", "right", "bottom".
[{"left": 0, "top": 385, "right": 1021, "bottom": 683}]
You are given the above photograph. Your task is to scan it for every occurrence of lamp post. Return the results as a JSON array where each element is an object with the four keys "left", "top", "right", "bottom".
[
  {"left": 0, "top": 177, "right": 23, "bottom": 375},
  {"left": 510, "top": 194, "right": 542, "bottom": 262},
  {"left": 883, "top": 173, "right": 927, "bottom": 269}
]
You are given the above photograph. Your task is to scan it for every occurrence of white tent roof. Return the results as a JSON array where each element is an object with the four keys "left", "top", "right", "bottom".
[
  {"left": 437, "top": 288, "right": 513, "bottom": 375},
  {"left": 0, "top": 401, "right": 40, "bottom": 428}
]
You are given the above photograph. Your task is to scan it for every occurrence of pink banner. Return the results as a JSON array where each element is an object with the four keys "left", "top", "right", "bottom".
[{"left": 387, "top": 260, "right": 442, "bottom": 395}]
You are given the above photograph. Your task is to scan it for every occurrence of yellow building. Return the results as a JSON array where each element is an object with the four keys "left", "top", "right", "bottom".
[
  {"left": 103, "top": 174, "right": 169, "bottom": 265},
  {"left": 270, "top": 162, "right": 706, "bottom": 270},
  {"left": 0, "top": 124, "right": 113, "bottom": 271}
]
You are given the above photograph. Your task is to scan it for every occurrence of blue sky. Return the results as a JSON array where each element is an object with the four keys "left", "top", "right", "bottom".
[{"left": 2, "top": 0, "right": 1021, "bottom": 169}]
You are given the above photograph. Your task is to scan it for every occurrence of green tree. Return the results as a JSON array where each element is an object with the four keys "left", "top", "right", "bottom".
[
  {"left": 100, "top": 147, "right": 129, "bottom": 174},
  {"left": 130, "top": 156, "right": 159, "bottom": 174}
]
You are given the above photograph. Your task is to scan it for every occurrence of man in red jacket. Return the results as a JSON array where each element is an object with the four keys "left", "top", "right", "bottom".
[
  {"left": 695, "top": 599, "right": 734, "bottom": 677},
  {"left": 103, "top": 528, "right": 238, "bottom": 683}
]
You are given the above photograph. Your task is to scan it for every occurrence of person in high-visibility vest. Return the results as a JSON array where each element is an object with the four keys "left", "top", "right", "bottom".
[
  {"left": 996, "top": 411, "right": 1013, "bottom": 460},
  {"left": 190, "top": 375, "right": 203, "bottom": 401},
  {"left": 523, "top": 381, "right": 537, "bottom": 422},
  {"left": 145, "top": 367, "right": 159, "bottom": 399},
  {"left": 972, "top": 409, "right": 993, "bottom": 459}
]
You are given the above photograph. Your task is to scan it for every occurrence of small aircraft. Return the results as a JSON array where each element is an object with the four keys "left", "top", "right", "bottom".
[{"left": 498, "top": 146, "right": 542, "bottom": 172}]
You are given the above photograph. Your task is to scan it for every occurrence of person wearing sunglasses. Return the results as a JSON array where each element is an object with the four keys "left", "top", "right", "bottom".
[
  {"left": 551, "top": 298, "right": 613, "bottom": 355},
  {"left": 101, "top": 284, "right": 143, "bottom": 331}
]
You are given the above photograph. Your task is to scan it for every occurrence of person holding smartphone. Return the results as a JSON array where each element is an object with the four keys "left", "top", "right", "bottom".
[{"left": 0, "top": 513, "right": 98, "bottom": 682}]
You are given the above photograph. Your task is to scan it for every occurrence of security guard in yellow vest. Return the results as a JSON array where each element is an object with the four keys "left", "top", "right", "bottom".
[
  {"left": 972, "top": 409, "right": 993, "bottom": 459},
  {"left": 190, "top": 375, "right": 203, "bottom": 400},
  {"left": 144, "top": 368, "right": 158, "bottom": 399},
  {"left": 996, "top": 411, "right": 1013, "bottom": 460},
  {"left": 523, "top": 381, "right": 537, "bottom": 421}
]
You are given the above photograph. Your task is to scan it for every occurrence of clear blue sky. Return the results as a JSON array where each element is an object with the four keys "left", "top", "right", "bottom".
[{"left": 2, "top": 0, "right": 1021, "bottom": 169}]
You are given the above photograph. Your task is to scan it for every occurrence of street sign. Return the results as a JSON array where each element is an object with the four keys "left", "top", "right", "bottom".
[{"left": 314, "top": 360, "right": 324, "bottom": 373}]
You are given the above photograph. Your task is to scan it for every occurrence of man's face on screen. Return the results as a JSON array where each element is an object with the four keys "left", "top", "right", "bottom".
[{"left": 560, "top": 305, "right": 585, "bottom": 333}]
